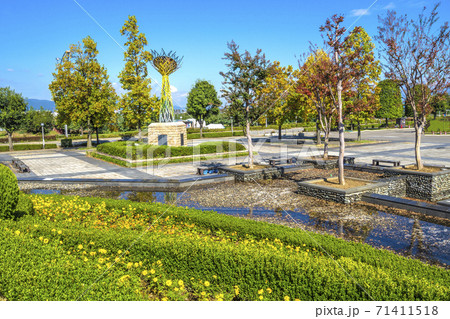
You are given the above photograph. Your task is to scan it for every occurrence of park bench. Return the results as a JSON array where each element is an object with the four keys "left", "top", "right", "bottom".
[
  {"left": 197, "top": 166, "right": 220, "bottom": 175},
  {"left": 12, "top": 159, "right": 30, "bottom": 173},
  {"left": 372, "top": 159, "right": 400, "bottom": 167},
  {"left": 269, "top": 157, "right": 295, "bottom": 166}
]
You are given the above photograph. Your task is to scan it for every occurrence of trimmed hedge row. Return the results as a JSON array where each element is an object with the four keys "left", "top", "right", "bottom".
[
  {"left": 96, "top": 141, "right": 246, "bottom": 160},
  {"left": 188, "top": 132, "right": 245, "bottom": 139},
  {"left": 0, "top": 194, "right": 446, "bottom": 301},
  {"left": 0, "top": 143, "right": 58, "bottom": 152},
  {"left": 90, "top": 150, "right": 250, "bottom": 168},
  {"left": 0, "top": 135, "right": 57, "bottom": 144}
]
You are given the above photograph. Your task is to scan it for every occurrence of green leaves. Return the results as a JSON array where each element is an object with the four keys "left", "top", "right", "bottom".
[
  {"left": 48, "top": 36, "right": 118, "bottom": 146},
  {"left": 187, "top": 80, "right": 221, "bottom": 133},
  {"left": 0, "top": 87, "right": 27, "bottom": 142}
]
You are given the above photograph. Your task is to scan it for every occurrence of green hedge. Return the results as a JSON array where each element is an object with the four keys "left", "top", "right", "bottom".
[
  {"left": 0, "top": 194, "right": 446, "bottom": 301},
  {"left": 0, "top": 143, "right": 58, "bottom": 152},
  {"left": 188, "top": 131, "right": 245, "bottom": 139},
  {"left": 96, "top": 141, "right": 246, "bottom": 160},
  {"left": 0, "top": 135, "right": 57, "bottom": 144}
]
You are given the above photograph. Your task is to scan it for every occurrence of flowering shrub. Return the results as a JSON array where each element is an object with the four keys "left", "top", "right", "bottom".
[{"left": 0, "top": 194, "right": 448, "bottom": 301}]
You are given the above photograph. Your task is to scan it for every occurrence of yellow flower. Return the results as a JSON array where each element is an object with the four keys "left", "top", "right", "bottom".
[
  {"left": 166, "top": 280, "right": 172, "bottom": 286},
  {"left": 178, "top": 280, "right": 184, "bottom": 286},
  {"left": 89, "top": 241, "right": 95, "bottom": 245},
  {"left": 161, "top": 297, "right": 168, "bottom": 301},
  {"left": 284, "top": 296, "right": 290, "bottom": 301},
  {"left": 266, "top": 288, "right": 272, "bottom": 294},
  {"left": 98, "top": 258, "right": 105, "bottom": 264},
  {"left": 134, "top": 262, "right": 139, "bottom": 268},
  {"left": 234, "top": 286, "right": 240, "bottom": 295},
  {"left": 126, "top": 262, "right": 133, "bottom": 269},
  {"left": 51, "top": 229, "right": 56, "bottom": 232},
  {"left": 98, "top": 249, "right": 107, "bottom": 254},
  {"left": 34, "top": 225, "right": 38, "bottom": 228},
  {"left": 115, "top": 257, "right": 120, "bottom": 262},
  {"left": 142, "top": 270, "right": 148, "bottom": 276},
  {"left": 78, "top": 244, "right": 83, "bottom": 250},
  {"left": 43, "top": 239, "right": 49, "bottom": 244},
  {"left": 258, "top": 289, "right": 264, "bottom": 295},
  {"left": 174, "top": 287, "right": 179, "bottom": 292},
  {"left": 156, "top": 260, "right": 162, "bottom": 265},
  {"left": 84, "top": 257, "right": 88, "bottom": 262},
  {"left": 57, "top": 230, "right": 62, "bottom": 234},
  {"left": 213, "top": 275, "right": 217, "bottom": 279},
  {"left": 150, "top": 269, "right": 155, "bottom": 274},
  {"left": 259, "top": 295, "right": 264, "bottom": 300},
  {"left": 117, "top": 250, "right": 123, "bottom": 255},
  {"left": 295, "top": 299, "right": 300, "bottom": 301},
  {"left": 90, "top": 252, "right": 96, "bottom": 256},
  {"left": 201, "top": 291, "right": 206, "bottom": 296},
  {"left": 39, "top": 236, "right": 43, "bottom": 241},
  {"left": 153, "top": 278, "right": 158, "bottom": 282},
  {"left": 14, "top": 230, "right": 20, "bottom": 235},
  {"left": 204, "top": 281, "right": 210, "bottom": 287}
]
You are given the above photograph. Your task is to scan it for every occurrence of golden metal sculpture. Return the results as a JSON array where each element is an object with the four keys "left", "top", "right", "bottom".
[{"left": 150, "top": 49, "right": 183, "bottom": 122}]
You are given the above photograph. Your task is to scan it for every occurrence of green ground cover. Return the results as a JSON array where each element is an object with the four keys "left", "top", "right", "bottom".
[{"left": 0, "top": 194, "right": 448, "bottom": 301}]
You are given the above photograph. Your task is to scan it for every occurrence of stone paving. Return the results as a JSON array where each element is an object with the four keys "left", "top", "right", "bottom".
[{"left": 1, "top": 128, "right": 448, "bottom": 180}]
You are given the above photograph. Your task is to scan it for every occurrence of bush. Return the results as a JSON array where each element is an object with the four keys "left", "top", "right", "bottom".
[
  {"left": 60, "top": 139, "right": 73, "bottom": 148},
  {"left": 188, "top": 131, "right": 245, "bottom": 139},
  {"left": 96, "top": 141, "right": 246, "bottom": 160},
  {"left": 14, "top": 193, "right": 35, "bottom": 218},
  {"left": 0, "top": 135, "right": 57, "bottom": 144},
  {"left": 0, "top": 143, "right": 58, "bottom": 152},
  {"left": 0, "top": 165, "right": 19, "bottom": 219}
]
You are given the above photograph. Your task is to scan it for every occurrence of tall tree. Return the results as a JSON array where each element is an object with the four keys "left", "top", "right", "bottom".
[
  {"left": 119, "top": 15, "right": 158, "bottom": 142},
  {"left": 256, "top": 61, "right": 308, "bottom": 139},
  {"left": 344, "top": 28, "right": 382, "bottom": 141},
  {"left": 0, "top": 87, "right": 27, "bottom": 151},
  {"left": 220, "top": 41, "right": 270, "bottom": 168},
  {"left": 376, "top": 4, "right": 450, "bottom": 169},
  {"left": 320, "top": 17, "right": 378, "bottom": 185},
  {"left": 431, "top": 92, "right": 450, "bottom": 118},
  {"left": 22, "top": 106, "right": 54, "bottom": 134},
  {"left": 298, "top": 50, "right": 337, "bottom": 159},
  {"left": 186, "top": 80, "right": 221, "bottom": 138},
  {"left": 49, "top": 36, "right": 118, "bottom": 147},
  {"left": 376, "top": 79, "right": 403, "bottom": 125}
]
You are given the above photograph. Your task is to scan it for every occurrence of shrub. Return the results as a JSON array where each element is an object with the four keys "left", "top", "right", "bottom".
[
  {"left": 0, "top": 143, "right": 58, "bottom": 152},
  {"left": 96, "top": 141, "right": 246, "bottom": 160},
  {"left": 0, "top": 165, "right": 19, "bottom": 219},
  {"left": 187, "top": 131, "right": 245, "bottom": 139},
  {"left": 14, "top": 193, "right": 35, "bottom": 218},
  {"left": 60, "top": 139, "right": 73, "bottom": 148}
]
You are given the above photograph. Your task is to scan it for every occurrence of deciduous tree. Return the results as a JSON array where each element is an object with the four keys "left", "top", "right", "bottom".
[
  {"left": 376, "top": 79, "right": 403, "bottom": 126},
  {"left": 220, "top": 41, "right": 270, "bottom": 168},
  {"left": 119, "top": 15, "right": 158, "bottom": 142},
  {"left": 0, "top": 87, "right": 27, "bottom": 151},
  {"left": 186, "top": 80, "right": 221, "bottom": 138},
  {"left": 49, "top": 36, "right": 118, "bottom": 147},
  {"left": 320, "top": 16, "right": 378, "bottom": 185},
  {"left": 376, "top": 4, "right": 450, "bottom": 169}
]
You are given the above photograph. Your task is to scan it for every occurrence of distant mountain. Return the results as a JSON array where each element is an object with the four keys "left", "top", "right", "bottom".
[{"left": 27, "top": 99, "right": 55, "bottom": 111}]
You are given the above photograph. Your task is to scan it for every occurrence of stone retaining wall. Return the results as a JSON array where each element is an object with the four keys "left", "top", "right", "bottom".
[
  {"left": 148, "top": 122, "right": 187, "bottom": 147},
  {"left": 218, "top": 166, "right": 282, "bottom": 182}
]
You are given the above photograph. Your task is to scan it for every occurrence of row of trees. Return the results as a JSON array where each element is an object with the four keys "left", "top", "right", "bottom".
[
  {"left": 215, "top": 3, "right": 449, "bottom": 183},
  {"left": 49, "top": 16, "right": 158, "bottom": 147}
]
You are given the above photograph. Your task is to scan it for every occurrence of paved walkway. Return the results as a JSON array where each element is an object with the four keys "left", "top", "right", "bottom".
[{"left": 1, "top": 128, "right": 448, "bottom": 180}]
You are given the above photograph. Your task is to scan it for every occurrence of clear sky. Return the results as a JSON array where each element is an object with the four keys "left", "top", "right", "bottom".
[{"left": 1, "top": 0, "right": 448, "bottom": 109}]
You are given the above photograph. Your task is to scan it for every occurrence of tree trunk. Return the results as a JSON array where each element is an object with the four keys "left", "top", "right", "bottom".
[
  {"left": 316, "top": 119, "right": 321, "bottom": 144},
  {"left": 96, "top": 127, "right": 99, "bottom": 146},
  {"left": 415, "top": 123, "right": 424, "bottom": 170},
  {"left": 246, "top": 106, "right": 254, "bottom": 169},
  {"left": 337, "top": 80, "right": 345, "bottom": 186},
  {"left": 278, "top": 124, "right": 282, "bottom": 140},
  {"left": 385, "top": 118, "right": 388, "bottom": 127},
  {"left": 199, "top": 118, "right": 203, "bottom": 138},
  {"left": 323, "top": 128, "right": 329, "bottom": 160},
  {"left": 7, "top": 131, "right": 13, "bottom": 152},
  {"left": 357, "top": 120, "right": 361, "bottom": 141},
  {"left": 137, "top": 120, "right": 142, "bottom": 142},
  {"left": 87, "top": 119, "right": 92, "bottom": 148}
]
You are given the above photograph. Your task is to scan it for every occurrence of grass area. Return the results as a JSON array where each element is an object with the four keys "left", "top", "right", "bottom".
[{"left": 1, "top": 194, "right": 448, "bottom": 301}]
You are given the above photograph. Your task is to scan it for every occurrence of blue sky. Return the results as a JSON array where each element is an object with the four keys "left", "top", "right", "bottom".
[{"left": 1, "top": 0, "right": 448, "bottom": 109}]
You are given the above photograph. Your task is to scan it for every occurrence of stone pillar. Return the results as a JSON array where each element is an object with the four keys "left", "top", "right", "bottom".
[{"left": 148, "top": 122, "right": 187, "bottom": 147}]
